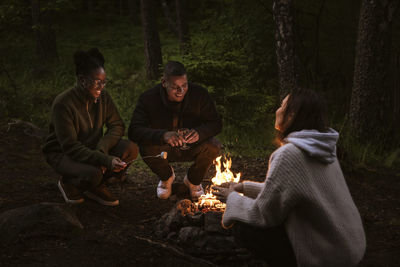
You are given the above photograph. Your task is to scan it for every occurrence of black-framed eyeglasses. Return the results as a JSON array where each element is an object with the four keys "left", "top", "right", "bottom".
[{"left": 87, "top": 78, "right": 107, "bottom": 87}]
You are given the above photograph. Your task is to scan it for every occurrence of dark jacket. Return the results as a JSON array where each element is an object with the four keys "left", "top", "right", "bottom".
[
  {"left": 42, "top": 85, "right": 124, "bottom": 169},
  {"left": 128, "top": 83, "right": 222, "bottom": 146}
]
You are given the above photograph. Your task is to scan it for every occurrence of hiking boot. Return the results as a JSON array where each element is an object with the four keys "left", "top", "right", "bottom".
[
  {"left": 58, "top": 180, "right": 85, "bottom": 204},
  {"left": 157, "top": 168, "right": 175, "bottom": 199},
  {"left": 84, "top": 184, "right": 119, "bottom": 206},
  {"left": 183, "top": 175, "right": 204, "bottom": 200}
]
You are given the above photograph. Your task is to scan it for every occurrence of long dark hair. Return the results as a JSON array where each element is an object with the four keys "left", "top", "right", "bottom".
[
  {"left": 278, "top": 88, "right": 328, "bottom": 142},
  {"left": 73, "top": 48, "right": 105, "bottom": 76}
]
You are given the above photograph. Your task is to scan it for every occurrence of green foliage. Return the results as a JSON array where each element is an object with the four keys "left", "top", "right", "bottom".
[
  {"left": 336, "top": 118, "right": 400, "bottom": 171},
  {"left": 0, "top": 0, "right": 30, "bottom": 31},
  {"left": 0, "top": 0, "right": 398, "bottom": 166}
]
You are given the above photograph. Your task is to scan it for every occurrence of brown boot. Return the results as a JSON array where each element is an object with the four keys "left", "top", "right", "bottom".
[
  {"left": 58, "top": 180, "right": 85, "bottom": 204},
  {"left": 84, "top": 184, "right": 119, "bottom": 206}
]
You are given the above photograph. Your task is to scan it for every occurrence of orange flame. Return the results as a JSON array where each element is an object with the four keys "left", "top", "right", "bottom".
[
  {"left": 195, "top": 156, "right": 241, "bottom": 212},
  {"left": 211, "top": 156, "right": 241, "bottom": 185}
]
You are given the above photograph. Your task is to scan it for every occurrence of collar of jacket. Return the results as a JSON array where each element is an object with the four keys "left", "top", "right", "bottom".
[
  {"left": 74, "top": 84, "right": 99, "bottom": 104},
  {"left": 159, "top": 84, "right": 189, "bottom": 112}
]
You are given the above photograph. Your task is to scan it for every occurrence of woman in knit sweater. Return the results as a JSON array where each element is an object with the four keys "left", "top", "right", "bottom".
[{"left": 213, "top": 89, "right": 366, "bottom": 267}]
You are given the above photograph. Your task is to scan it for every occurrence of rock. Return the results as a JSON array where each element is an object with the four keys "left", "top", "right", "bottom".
[
  {"left": 154, "top": 206, "right": 186, "bottom": 237},
  {"left": 7, "top": 119, "right": 46, "bottom": 139},
  {"left": 187, "top": 212, "right": 204, "bottom": 226},
  {"left": 204, "top": 211, "right": 227, "bottom": 233},
  {"left": 177, "top": 226, "right": 205, "bottom": 245},
  {"left": 167, "top": 231, "right": 178, "bottom": 241},
  {"left": 205, "top": 235, "right": 236, "bottom": 251},
  {"left": 0, "top": 202, "right": 83, "bottom": 244}
]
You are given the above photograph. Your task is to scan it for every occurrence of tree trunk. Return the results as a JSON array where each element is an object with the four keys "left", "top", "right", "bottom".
[
  {"left": 129, "top": 0, "right": 137, "bottom": 21},
  {"left": 175, "top": 0, "right": 191, "bottom": 54},
  {"left": 272, "top": 0, "right": 300, "bottom": 99},
  {"left": 161, "top": 0, "right": 178, "bottom": 37},
  {"left": 349, "top": 0, "right": 399, "bottom": 140},
  {"left": 120, "top": 0, "right": 124, "bottom": 16},
  {"left": 87, "top": 0, "right": 94, "bottom": 14},
  {"left": 393, "top": 51, "right": 400, "bottom": 133},
  {"left": 31, "top": 0, "right": 58, "bottom": 64},
  {"left": 140, "top": 0, "right": 163, "bottom": 80}
]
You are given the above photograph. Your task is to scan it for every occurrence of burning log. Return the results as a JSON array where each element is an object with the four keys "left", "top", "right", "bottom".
[{"left": 194, "top": 156, "right": 241, "bottom": 213}]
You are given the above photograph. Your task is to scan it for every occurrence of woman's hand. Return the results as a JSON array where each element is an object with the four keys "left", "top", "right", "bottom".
[{"left": 212, "top": 182, "right": 243, "bottom": 203}]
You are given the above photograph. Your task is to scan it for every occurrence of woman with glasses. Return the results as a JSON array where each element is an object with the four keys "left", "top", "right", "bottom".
[{"left": 43, "top": 48, "right": 138, "bottom": 206}]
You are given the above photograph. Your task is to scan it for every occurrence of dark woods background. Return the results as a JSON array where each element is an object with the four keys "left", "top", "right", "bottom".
[{"left": 1, "top": 0, "right": 399, "bottom": 170}]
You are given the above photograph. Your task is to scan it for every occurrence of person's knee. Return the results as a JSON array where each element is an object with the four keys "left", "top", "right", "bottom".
[
  {"left": 124, "top": 141, "right": 139, "bottom": 162},
  {"left": 139, "top": 144, "right": 163, "bottom": 157},
  {"left": 203, "top": 138, "right": 222, "bottom": 158}
]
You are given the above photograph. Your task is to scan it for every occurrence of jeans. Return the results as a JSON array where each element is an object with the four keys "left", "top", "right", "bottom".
[
  {"left": 54, "top": 139, "right": 138, "bottom": 190},
  {"left": 139, "top": 137, "right": 221, "bottom": 185}
]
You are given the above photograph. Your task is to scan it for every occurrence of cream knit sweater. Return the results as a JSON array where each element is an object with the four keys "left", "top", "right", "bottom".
[{"left": 222, "top": 129, "right": 366, "bottom": 267}]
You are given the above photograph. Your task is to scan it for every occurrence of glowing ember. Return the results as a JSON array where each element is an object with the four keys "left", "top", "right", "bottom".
[{"left": 195, "top": 156, "right": 241, "bottom": 213}]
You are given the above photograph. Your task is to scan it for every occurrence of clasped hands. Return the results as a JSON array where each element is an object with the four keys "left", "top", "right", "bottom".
[
  {"left": 163, "top": 129, "right": 199, "bottom": 147},
  {"left": 212, "top": 182, "right": 244, "bottom": 203}
]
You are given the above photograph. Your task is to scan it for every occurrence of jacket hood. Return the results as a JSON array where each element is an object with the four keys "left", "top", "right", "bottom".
[{"left": 284, "top": 128, "right": 339, "bottom": 164}]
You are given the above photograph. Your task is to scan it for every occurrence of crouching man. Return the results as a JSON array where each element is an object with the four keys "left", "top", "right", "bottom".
[{"left": 128, "top": 61, "right": 222, "bottom": 200}]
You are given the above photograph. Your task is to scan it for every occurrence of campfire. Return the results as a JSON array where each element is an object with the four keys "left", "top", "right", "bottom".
[{"left": 195, "top": 156, "right": 241, "bottom": 213}]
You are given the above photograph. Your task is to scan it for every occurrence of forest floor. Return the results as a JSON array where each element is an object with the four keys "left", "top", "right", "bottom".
[{"left": 0, "top": 122, "right": 399, "bottom": 267}]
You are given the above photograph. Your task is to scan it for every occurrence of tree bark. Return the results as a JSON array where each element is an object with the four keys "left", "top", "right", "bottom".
[
  {"left": 161, "top": 0, "right": 179, "bottom": 37},
  {"left": 31, "top": 0, "right": 58, "bottom": 64},
  {"left": 349, "top": 0, "right": 399, "bottom": 140},
  {"left": 140, "top": 0, "right": 163, "bottom": 80},
  {"left": 128, "top": 0, "right": 137, "bottom": 21},
  {"left": 87, "top": 0, "right": 94, "bottom": 14},
  {"left": 175, "top": 0, "right": 191, "bottom": 54},
  {"left": 394, "top": 51, "right": 400, "bottom": 133},
  {"left": 272, "top": 0, "right": 300, "bottom": 99}
]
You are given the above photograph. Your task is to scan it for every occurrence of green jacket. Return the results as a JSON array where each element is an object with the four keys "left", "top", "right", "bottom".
[{"left": 43, "top": 85, "right": 124, "bottom": 170}]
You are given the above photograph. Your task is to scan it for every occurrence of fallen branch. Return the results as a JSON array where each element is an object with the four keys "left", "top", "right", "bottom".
[
  {"left": 132, "top": 235, "right": 218, "bottom": 267},
  {"left": 188, "top": 248, "right": 248, "bottom": 257}
]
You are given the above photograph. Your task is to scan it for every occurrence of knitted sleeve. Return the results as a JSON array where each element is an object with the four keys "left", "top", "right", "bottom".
[
  {"left": 222, "top": 145, "right": 301, "bottom": 228},
  {"left": 242, "top": 181, "right": 264, "bottom": 199}
]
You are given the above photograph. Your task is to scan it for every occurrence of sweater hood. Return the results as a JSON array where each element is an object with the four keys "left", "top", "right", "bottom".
[{"left": 284, "top": 128, "right": 339, "bottom": 164}]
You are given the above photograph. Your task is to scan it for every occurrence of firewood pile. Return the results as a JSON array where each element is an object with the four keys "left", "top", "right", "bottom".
[{"left": 152, "top": 200, "right": 265, "bottom": 266}]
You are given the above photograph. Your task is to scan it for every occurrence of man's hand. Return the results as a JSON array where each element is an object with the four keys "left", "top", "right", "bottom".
[
  {"left": 184, "top": 129, "right": 199, "bottom": 144},
  {"left": 163, "top": 131, "right": 185, "bottom": 147},
  {"left": 111, "top": 157, "right": 127, "bottom": 172}
]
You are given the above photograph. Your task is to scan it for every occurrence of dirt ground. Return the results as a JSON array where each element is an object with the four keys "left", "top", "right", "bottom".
[{"left": 0, "top": 122, "right": 399, "bottom": 267}]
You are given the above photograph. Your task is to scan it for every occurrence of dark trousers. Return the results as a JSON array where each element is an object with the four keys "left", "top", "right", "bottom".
[
  {"left": 54, "top": 139, "right": 138, "bottom": 190},
  {"left": 139, "top": 137, "right": 221, "bottom": 185},
  {"left": 233, "top": 222, "right": 297, "bottom": 267}
]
